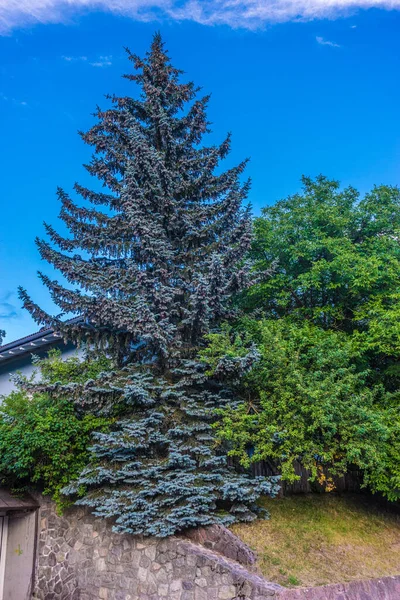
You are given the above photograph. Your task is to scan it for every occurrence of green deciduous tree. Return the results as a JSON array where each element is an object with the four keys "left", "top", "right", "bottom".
[
  {"left": 207, "top": 176, "right": 400, "bottom": 500},
  {"left": 246, "top": 175, "right": 400, "bottom": 348}
]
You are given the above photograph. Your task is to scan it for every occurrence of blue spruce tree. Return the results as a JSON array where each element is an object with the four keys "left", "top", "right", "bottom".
[{"left": 19, "top": 34, "right": 279, "bottom": 536}]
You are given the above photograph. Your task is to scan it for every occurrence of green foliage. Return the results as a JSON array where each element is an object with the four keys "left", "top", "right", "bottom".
[
  {"left": 206, "top": 320, "right": 397, "bottom": 487},
  {"left": 208, "top": 176, "right": 400, "bottom": 501},
  {"left": 245, "top": 176, "right": 400, "bottom": 358},
  {"left": 34, "top": 348, "right": 112, "bottom": 385},
  {"left": 0, "top": 351, "right": 113, "bottom": 510},
  {"left": 201, "top": 324, "right": 254, "bottom": 375}
]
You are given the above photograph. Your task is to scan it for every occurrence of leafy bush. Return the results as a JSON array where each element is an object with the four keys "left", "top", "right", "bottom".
[
  {"left": 36, "top": 347, "right": 111, "bottom": 385},
  {"left": 0, "top": 351, "right": 113, "bottom": 510},
  {"left": 204, "top": 320, "right": 399, "bottom": 493}
]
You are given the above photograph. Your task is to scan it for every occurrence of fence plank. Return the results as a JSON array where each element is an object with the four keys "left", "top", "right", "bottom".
[{"left": 229, "top": 457, "right": 363, "bottom": 495}]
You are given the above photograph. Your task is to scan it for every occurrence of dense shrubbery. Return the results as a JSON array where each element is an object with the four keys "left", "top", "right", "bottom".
[
  {"left": 205, "top": 176, "right": 400, "bottom": 501},
  {"left": 204, "top": 320, "right": 399, "bottom": 495},
  {"left": 0, "top": 350, "right": 113, "bottom": 510}
]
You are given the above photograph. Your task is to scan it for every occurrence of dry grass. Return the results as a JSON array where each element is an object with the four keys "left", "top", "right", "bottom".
[{"left": 230, "top": 494, "right": 400, "bottom": 588}]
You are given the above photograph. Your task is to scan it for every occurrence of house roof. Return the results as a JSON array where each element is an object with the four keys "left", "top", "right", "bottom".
[{"left": 0, "top": 317, "right": 82, "bottom": 365}]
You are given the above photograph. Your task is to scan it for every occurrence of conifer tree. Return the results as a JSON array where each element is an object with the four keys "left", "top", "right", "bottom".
[{"left": 19, "top": 34, "right": 279, "bottom": 536}]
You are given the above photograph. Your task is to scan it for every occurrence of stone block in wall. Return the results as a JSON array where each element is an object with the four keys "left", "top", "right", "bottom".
[{"left": 184, "top": 524, "right": 257, "bottom": 566}]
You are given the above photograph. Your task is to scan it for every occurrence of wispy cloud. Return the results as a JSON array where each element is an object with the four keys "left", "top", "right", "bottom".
[
  {"left": 62, "top": 55, "right": 87, "bottom": 62},
  {"left": 62, "top": 54, "right": 112, "bottom": 67},
  {"left": 90, "top": 55, "right": 112, "bottom": 67},
  {"left": 0, "top": 91, "right": 29, "bottom": 106},
  {"left": 0, "top": 293, "right": 19, "bottom": 321},
  {"left": 0, "top": 0, "right": 399, "bottom": 33},
  {"left": 316, "top": 36, "right": 341, "bottom": 47}
]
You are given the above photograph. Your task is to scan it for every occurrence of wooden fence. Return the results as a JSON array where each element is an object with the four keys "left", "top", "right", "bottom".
[{"left": 230, "top": 457, "right": 363, "bottom": 495}]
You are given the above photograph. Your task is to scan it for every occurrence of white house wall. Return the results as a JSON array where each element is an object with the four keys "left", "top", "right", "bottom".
[{"left": 0, "top": 343, "right": 80, "bottom": 398}]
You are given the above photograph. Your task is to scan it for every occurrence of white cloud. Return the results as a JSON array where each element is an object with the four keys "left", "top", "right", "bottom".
[
  {"left": 316, "top": 35, "right": 341, "bottom": 46},
  {"left": 0, "top": 0, "right": 399, "bottom": 33},
  {"left": 0, "top": 292, "right": 19, "bottom": 320},
  {"left": 0, "top": 91, "right": 29, "bottom": 105},
  {"left": 90, "top": 55, "right": 112, "bottom": 67},
  {"left": 62, "top": 54, "right": 112, "bottom": 67},
  {"left": 62, "top": 55, "right": 88, "bottom": 61}
]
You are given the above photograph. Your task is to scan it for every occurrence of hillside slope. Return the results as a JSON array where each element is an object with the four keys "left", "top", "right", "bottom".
[{"left": 231, "top": 494, "right": 400, "bottom": 587}]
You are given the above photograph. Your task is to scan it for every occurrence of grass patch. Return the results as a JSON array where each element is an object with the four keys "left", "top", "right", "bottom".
[{"left": 231, "top": 494, "right": 400, "bottom": 588}]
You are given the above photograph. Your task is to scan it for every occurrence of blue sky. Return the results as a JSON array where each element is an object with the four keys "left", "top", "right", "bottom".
[{"left": 0, "top": 1, "right": 399, "bottom": 342}]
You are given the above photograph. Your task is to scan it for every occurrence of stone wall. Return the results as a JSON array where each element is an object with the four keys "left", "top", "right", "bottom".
[
  {"left": 33, "top": 495, "right": 283, "bottom": 600},
  {"left": 279, "top": 576, "right": 400, "bottom": 600},
  {"left": 33, "top": 495, "right": 400, "bottom": 600}
]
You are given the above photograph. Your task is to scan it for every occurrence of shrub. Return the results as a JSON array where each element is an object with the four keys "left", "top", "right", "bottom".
[{"left": 0, "top": 351, "right": 113, "bottom": 510}]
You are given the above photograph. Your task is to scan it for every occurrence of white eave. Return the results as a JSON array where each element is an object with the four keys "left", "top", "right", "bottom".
[
  {"left": 0, "top": 317, "right": 82, "bottom": 365},
  {"left": 0, "top": 331, "right": 63, "bottom": 364}
]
